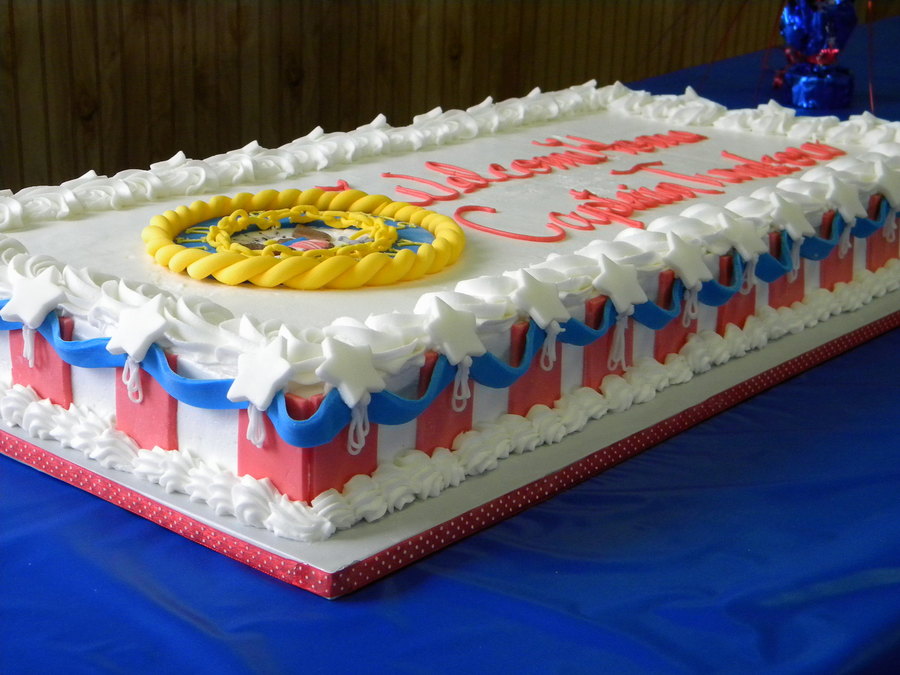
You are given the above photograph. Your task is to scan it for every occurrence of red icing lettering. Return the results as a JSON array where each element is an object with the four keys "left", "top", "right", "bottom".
[
  {"left": 547, "top": 211, "right": 596, "bottom": 231},
  {"left": 454, "top": 205, "right": 566, "bottom": 242},
  {"left": 486, "top": 163, "right": 533, "bottom": 181},
  {"left": 423, "top": 162, "right": 491, "bottom": 193},
  {"left": 536, "top": 150, "right": 606, "bottom": 171},
  {"left": 381, "top": 172, "right": 461, "bottom": 206},
  {"left": 576, "top": 199, "right": 645, "bottom": 228},
  {"left": 535, "top": 130, "right": 707, "bottom": 157},
  {"left": 719, "top": 151, "right": 802, "bottom": 178},
  {"left": 610, "top": 161, "right": 665, "bottom": 176},
  {"left": 317, "top": 179, "right": 351, "bottom": 191},
  {"left": 614, "top": 163, "right": 727, "bottom": 188},
  {"left": 509, "top": 158, "right": 548, "bottom": 175},
  {"left": 798, "top": 142, "right": 846, "bottom": 160}
]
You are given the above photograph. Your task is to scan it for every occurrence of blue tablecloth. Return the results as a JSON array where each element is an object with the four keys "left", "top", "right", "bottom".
[{"left": 3, "top": 17, "right": 900, "bottom": 675}]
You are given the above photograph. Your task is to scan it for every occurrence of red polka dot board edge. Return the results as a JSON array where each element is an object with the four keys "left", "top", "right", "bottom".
[{"left": 1, "top": 309, "right": 897, "bottom": 599}]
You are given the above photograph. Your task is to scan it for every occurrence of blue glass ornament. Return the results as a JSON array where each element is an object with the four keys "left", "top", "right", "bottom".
[{"left": 778, "top": 0, "right": 857, "bottom": 109}]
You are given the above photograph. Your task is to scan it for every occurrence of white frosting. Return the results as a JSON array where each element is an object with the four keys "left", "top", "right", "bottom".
[
  {"left": 1, "top": 83, "right": 899, "bottom": 541},
  {"left": 1, "top": 84, "right": 897, "bottom": 409}
]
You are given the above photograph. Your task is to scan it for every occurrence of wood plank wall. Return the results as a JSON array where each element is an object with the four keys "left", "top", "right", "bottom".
[{"left": 1, "top": 0, "right": 895, "bottom": 192}]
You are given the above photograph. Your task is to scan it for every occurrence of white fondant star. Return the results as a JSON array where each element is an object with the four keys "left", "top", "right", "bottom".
[
  {"left": 824, "top": 173, "right": 867, "bottom": 224},
  {"left": 0, "top": 268, "right": 65, "bottom": 328},
  {"left": 768, "top": 192, "right": 815, "bottom": 240},
  {"left": 592, "top": 255, "right": 648, "bottom": 314},
  {"left": 511, "top": 269, "right": 569, "bottom": 330},
  {"left": 424, "top": 298, "right": 486, "bottom": 365},
  {"left": 873, "top": 159, "right": 900, "bottom": 208},
  {"left": 105, "top": 295, "right": 169, "bottom": 362},
  {"left": 227, "top": 338, "right": 293, "bottom": 410},
  {"left": 315, "top": 337, "right": 385, "bottom": 409},
  {"left": 663, "top": 233, "right": 713, "bottom": 290},
  {"left": 716, "top": 211, "right": 768, "bottom": 261}
]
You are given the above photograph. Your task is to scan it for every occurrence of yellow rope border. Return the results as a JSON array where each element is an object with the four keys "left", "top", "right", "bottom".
[{"left": 141, "top": 188, "right": 465, "bottom": 289}]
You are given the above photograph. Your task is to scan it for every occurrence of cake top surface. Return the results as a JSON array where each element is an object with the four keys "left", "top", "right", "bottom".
[{"left": 1, "top": 82, "right": 899, "bottom": 403}]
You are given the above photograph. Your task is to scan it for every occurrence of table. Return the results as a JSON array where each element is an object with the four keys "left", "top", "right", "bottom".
[{"left": 3, "top": 16, "right": 899, "bottom": 675}]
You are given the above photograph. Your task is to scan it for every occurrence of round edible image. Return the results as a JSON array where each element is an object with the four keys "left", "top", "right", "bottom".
[{"left": 142, "top": 188, "right": 465, "bottom": 289}]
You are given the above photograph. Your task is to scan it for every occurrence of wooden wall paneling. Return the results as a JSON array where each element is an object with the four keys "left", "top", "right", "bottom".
[
  {"left": 303, "top": 0, "right": 325, "bottom": 137},
  {"left": 371, "top": 0, "right": 393, "bottom": 125},
  {"left": 5, "top": 0, "right": 880, "bottom": 193},
  {"left": 439, "top": 0, "right": 460, "bottom": 110},
  {"left": 354, "top": 0, "right": 380, "bottom": 129},
  {"left": 500, "top": 0, "right": 518, "bottom": 98},
  {"left": 516, "top": 0, "right": 536, "bottom": 96},
  {"left": 625, "top": 0, "right": 642, "bottom": 80},
  {"left": 633, "top": 0, "right": 650, "bottom": 81},
  {"left": 146, "top": 0, "right": 175, "bottom": 167},
  {"left": 120, "top": 1, "right": 151, "bottom": 170},
  {"left": 0, "top": 0, "right": 22, "bottom": 190},
  {"left": 529, "top": 0, "right": 548, "bottom": 90},
  {"left": 317, "top": 0, "right": 340, "bottom": 131},
  {"left": 280, "top": 0, "right": 310, "bottom": 142},
  {"left": 569, "top": 0, "right": 591, "bottom": 88},
  {"left": 11, "top": 0, "right": 50, "bottom": 189},
  {"left": 408, "top": 0, "right": 429, "bottom": 116},
  {"left": 677, "top": 1, "right": 697, "bottom": 72},
  {"left": 95, "top": 0, "right": 125, "bottom": 177},
  {"left": 414, "top": 0, "right": 444, "bottom": 112},
  {"left": 213, "top": 0, "right": 241, "bottom": 155},
  {"left": 169, "top": 0, "right": 196, "bottom": 160},
  {"left": 543, "top": 0, "right": 563, "bottom": 91},
  {"left": 655, "top": 0, "right": 680, "bottom": 84},
  {"left": 336, "top": 0, "right": 359, "bottom": 130},
  {"left": 253, "top": 0, "right": 280, "bottom": 148},
  {"left": 457, "top": 0, "right": 476, "bottom": 106},
  {"left": 696, "top": 1, "right": 715, "bottom": 64},
  {"left": 39, "top": 1, "right": 76, "bottom": 183},
  {"left": 400, "top": 0, "right": 416, "bottom": 126},
  {"left": 619, "top": 0, "right": 635, "bottom": 79},
  {"left": 190, "top": 0, "right": 219, "bottom": 160},
  {"left": 68, "top": 0, "right": 101, "bottom": 177},
  {"left": 489, "top": 0, "right": 504, "bottom": 98},
  {"left": 599, "top": 1, "right": 621, "bottom": 85},
  {"left": 235, "top": 0, "right": 259, "bottom": 149},
  {"left": 475, "top": 0, "right": 496, "bottom": 100},
  {"left": 558, "top": 0, "right": 576, "bottom": 89}
]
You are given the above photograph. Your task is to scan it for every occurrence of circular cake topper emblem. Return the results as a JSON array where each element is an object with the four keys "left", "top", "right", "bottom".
[{"left": 141, "top": 188, "right": 465, "bottom": 289}]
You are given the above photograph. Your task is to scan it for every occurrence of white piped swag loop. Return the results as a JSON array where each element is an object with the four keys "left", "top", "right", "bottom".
[
  {"left": 741, "top": 258, "right": 757, "bottom": 295},
  {"left": 246, "top": 404, "right": 267, "bottom": 448},
  {"left": 608, "top": 313, "right": 629, "bottom": 371},
  {"left": 21, "top": 326, "right": 36, "bottom": 368},
  {"left": 885, "top": 215, "right": 898, "bottom": 243},
  {"left": 121, "top": 356, "right": 144, "bottom": 404},
  {"left": 838, "top": 222, "right": 853, "bottom": 259},
  {"left": 789, "top": 238, "right": 803, "bottom": 282},
  {"left": 347, "top": 398, "right": 371, "bottom": 455},
  {"left": 451, "top": 356, "right": 473, "bottom": 413},
  {"left": 682, "top": 286, "right": 700, "bottom": 328},
  {"left": 540, "top": 320, "right": 563, "bottom": 372}
]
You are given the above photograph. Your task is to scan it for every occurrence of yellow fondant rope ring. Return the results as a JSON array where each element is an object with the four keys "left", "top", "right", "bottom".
[{"left": 141, "top": 189, "right": 465, "bottom": 289}]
